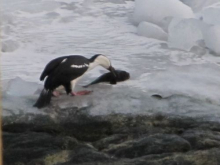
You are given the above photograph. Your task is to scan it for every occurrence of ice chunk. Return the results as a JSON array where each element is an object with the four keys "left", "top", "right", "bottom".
[
  {"left": 204, "top": 25, "right": 220, "bottom": 55},
  {"left": 158, "top": 16, "right": 173, "bottom": 33},
  {"left": 168, "top": 18, "right": 209, "bottom": 51},
  {"left": 180, "top": 0, "right": 219, "bottom": 12},
  {"left": 5, "top": 77, "right": 42, "bottom": 97},
  {"left": 200, "top": 2, "right": 220, "bottom": 25},
  {"left": 132, "top": 0, "right": 195, "bottom": 28},
  {"left": 137, "top": 22, "right": 168, "bottom": 41}
]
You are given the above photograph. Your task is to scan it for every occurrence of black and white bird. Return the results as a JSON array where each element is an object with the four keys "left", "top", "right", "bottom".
[{"left": 33, "top": 54, "right": 117, "bottom": 109}]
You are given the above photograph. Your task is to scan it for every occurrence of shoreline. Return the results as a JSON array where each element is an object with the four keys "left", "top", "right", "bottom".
[{"left": 3, "top": 109, "right": 220, "bottom": 165}]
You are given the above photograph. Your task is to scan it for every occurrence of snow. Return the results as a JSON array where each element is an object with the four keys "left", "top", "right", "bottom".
[
  {"left": 132, "top": 0, "right": 195, "bottom": 27},
  {"left": 168, "top": 18, "right": 209, "bottom": 51},
  {"left": 2, "top": 40, "right": 20, "bottom": 52},
  {"left": 204, "top": 25, "right": 220, "bottom": 56},
  {"left": 137, "top": 22, "right": 168, "bottom": 41},
  {"left": 4, "top": 77, "right": 41, "bottom": 97},
  {"left": 2, "top": 0, "right": 220, "bottom": 122}
]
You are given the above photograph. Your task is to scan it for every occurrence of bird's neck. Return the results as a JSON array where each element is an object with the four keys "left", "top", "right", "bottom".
[{"left": 88, "top": 62, "right": 99, "bottom": 71}]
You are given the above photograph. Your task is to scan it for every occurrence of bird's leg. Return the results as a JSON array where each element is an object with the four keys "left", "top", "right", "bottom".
[
  {"left": 64, "top": 82, "right": 72, "bottom": 95},
  {"left": 70, "top": 80, "right": 92, "bottom": 96},
  {"left": 52, "top": 90, "right": 60, "bottom": 97}
]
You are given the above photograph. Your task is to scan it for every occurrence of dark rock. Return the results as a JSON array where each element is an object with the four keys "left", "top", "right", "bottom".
[
  {"left": 60, "top": 120, "right": 112, "bottom": 142},
  {"left": 4, "top": 148, "right": 50, "bottom": 165},
  {"left": 3, "top": 132, "right": 79, "bottom": 150},
  {"left": 106, "top": 134, "right": 191, "bottom": 158},
  {"left": 61, "top": 148, "right": 115, "bottom": 165},
  {"left": 93, "top": 134, "right": 128, "bottom": 150},
  {"left": 130, "top": 148, "right": 220, "bottom": 165},
  {"left": 3, "top": 113, "right": 220, "bottom": 165},
  {"left": 181, "top": 129, "right": 220, "bottom": 149}
]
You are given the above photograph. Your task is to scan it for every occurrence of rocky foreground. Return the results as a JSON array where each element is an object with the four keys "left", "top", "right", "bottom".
[{"left": 3, "top": 107, "right": 220, "bottom": 165}]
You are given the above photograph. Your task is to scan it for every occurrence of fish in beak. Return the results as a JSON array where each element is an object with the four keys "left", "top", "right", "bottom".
[
  {"left": 108, "top": 66, "right": 117, "bottom": 77},
  {"left": 108, "top": 66, "right": 117, "bottom": 84}
]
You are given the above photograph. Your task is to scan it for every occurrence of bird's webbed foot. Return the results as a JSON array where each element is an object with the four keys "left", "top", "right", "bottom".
[{"left": 70, "top": 90, "right": 93, "bottom": 96}]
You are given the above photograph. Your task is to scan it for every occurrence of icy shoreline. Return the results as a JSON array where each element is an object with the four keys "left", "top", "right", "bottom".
[
  {"left": 2, "top": 0, "right": 220, "bottom": 122},
  {"left": 3, "top": 112, "right": 220, "bottom": 165}
]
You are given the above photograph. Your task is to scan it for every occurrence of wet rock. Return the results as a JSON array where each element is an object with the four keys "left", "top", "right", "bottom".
[
  {"left": 93, "top": 134, "right": 128, "bottom": 150},
  {"left": 181, "top": 129, "right": 220, "bottom": 149},
  {"left": 61, "top": 148, "right": 115, "bottom": 165},
  {"left": 60, "top": 120, "right": 112, "bottom": 142},
  {"left": 3, "top": 113, "right": 220, "bottom": 165},
  {"left": 3, "top": 132, "right": 79, "bottom": 150},
  {"left": 105, "top": 134, "right": 191, "bottom": 158},
  {"left": 130, "top": 148, "right": 220, "bottom": 165},
  {"left": 4, "top": 148, "right": 51, "bottom": 165}
]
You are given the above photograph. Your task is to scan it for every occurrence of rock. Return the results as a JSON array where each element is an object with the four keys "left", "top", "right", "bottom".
[
  {"left": 3, "top": 132, "right": 79, "bottom": 150},
  {"left": 181, "top": 129, "right": 220, "bottom": 149},
  {"left": 130, "top": 148, "right": 220, "bottom": 165},
  {"left": 93, "top": 134, "right": 128, "bottom": 150},
  {"left": 29, "top": 150, "right": 70, "bottom": 165},
  {"left": 3, "top": 113, "right": 220, "bottom": 165},
  {"left": 60, "top": 119, "right": 112, "bottom": 142},
  {"left": 61, "top": 148, "right": 115, "bottom": 165},
  {"left": 106, "top": 134, "right": 191, "bottom": 158}
]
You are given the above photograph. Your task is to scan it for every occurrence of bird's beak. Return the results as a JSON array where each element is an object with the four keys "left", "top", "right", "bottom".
[{"left": 108, "top": 66, "right": 117, "bottom": 77}]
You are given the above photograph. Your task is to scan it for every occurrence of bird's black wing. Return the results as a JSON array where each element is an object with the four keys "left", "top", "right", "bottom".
[
  {"left": 40, "top": 56, "right": 69, "bottom": 81},
  {"left": 44, "top": 56, "right": 90, "bottom": 90}
]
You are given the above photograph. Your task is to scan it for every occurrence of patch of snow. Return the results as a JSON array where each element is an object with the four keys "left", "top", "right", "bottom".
[{"left": 2, "top": 40, "right": 20, "bottom": 52}]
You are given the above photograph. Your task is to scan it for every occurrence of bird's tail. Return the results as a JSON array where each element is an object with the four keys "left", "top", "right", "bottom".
[{"left": 33, "top": 89, "right": 52, "bottom": 109}]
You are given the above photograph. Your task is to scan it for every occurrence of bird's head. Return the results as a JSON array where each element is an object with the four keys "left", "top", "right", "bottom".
[{"left": 90, "top": 54, "right": 117, "bottom": 79}]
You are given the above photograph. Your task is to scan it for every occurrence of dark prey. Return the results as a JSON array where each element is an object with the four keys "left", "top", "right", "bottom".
[{"left": 83, "top": 70, "right": 130, "bottom": 87}]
